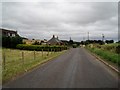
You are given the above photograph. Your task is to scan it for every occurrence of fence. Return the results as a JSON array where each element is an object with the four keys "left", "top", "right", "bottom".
[{"left": 2, "top": 48, "right": 60, "bottom": 70}]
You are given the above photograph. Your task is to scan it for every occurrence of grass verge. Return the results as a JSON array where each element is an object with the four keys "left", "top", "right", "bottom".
[{"left": 86, "top": 47, "right": 120, "bottom": 67}]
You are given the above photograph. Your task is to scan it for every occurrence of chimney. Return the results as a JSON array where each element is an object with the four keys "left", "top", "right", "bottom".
[{"left": 53, "top": 35, "right": 55, "bottom": 38}]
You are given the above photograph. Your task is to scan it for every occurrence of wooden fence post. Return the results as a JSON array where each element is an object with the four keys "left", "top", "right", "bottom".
[
  {"left": 51, "top": 48, "right": 52, "bottom": 54},
  {"left": 54, "top": 49, "right": 55, "bottom": 53},
  {"left": 22, "top": 51, "right": 24, "bottom": 64},
  {"left": 34, "top": 50, "right": 36, "bottom": 60},
  {"left": 42, "top": 49, "right": 43, "bottom": 57},
  {"left": 3, "top": 52, "right": 6, "bottom": 70},
  {"left": 47, "top": 48, "right": 49, "bottom": 56}
]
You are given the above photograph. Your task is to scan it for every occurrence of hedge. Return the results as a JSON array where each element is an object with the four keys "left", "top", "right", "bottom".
[{"left": 16, "top": 44, "right": 68, "bottom": 51}]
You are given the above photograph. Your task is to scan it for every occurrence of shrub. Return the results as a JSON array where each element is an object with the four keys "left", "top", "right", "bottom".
[
  {"left": 16, "top": 44, "right": 67, "bottom": 51},
  {"left": 2, "top": 36, "right": 23, "bottom": 48},
  {"left": 116, "top": 45, "right": 120, "bottom": 54}
]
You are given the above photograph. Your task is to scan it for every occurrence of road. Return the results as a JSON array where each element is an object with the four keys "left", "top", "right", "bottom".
[{"left": 4, "top": 48, "right": 119, "bottom": 88}]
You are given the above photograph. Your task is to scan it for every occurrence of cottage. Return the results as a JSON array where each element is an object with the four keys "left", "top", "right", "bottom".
[
  {"left": 0, "top": 28, "right": 18, "bottom": 37},
  {"left": 47, "top": 35, "right": 63, "bottom": 45}
]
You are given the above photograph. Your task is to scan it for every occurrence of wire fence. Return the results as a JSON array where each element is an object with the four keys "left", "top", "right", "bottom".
[{"left": 2, "top": 48, "right": 59, "bottom": 70}]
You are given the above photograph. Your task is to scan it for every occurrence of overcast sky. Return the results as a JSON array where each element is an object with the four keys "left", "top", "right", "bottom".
[{"left": 1, "top": 1, "right": 118, "bottom": 41}]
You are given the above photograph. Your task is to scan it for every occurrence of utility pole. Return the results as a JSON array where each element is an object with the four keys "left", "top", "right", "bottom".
[
  {"left": 83, "top": 36, "right": 85, "bottom": 41},
  {"left": 102, "top": 34, "right": 105, "bottom": 42},
  {"left": 88, "top": 32, "right": 89, "bottom": 40}
]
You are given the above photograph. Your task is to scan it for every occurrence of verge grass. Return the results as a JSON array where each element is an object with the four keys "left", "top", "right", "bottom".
[
  {"left": 86, "top": 43, "right": 120, "bottom": 67},
  {"left": 2, "top": 48, "right": 66, "bottom": 83}
]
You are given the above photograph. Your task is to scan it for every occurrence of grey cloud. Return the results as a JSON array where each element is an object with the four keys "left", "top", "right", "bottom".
[{"left": 1, "top": 2, "right": 118, "bottom": 41}]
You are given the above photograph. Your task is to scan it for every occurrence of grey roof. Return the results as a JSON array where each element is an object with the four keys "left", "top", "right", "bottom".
[
  {"left": 47, "top": 35, "right": 62, "bottom": 45},
  {"left": 0, "top": 28, "right": 17, "bottom": 34}
]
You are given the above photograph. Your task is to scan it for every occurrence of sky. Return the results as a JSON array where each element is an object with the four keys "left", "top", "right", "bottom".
[{"left": 1, "top": 0, "right": 118, "bottom": 42}]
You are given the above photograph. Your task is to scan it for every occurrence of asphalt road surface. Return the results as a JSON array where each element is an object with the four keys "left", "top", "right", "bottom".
[{"left": 4, "top": 48, "right": 119, "bottom": 88}]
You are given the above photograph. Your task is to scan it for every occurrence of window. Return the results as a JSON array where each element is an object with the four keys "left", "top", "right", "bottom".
[
  {"left": 10, "top": 33, "right": 12, "bottom": 36},
  {"left": 8, "top": 33, "right": 10, "bottom": 36},
  {"left": 12, "top": 34, "right": 15, "bottom": 37}
]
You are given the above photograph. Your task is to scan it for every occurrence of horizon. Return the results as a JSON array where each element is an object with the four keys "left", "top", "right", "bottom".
[{"left": 1, "top": 27, "right": 119, "bottom": 42}]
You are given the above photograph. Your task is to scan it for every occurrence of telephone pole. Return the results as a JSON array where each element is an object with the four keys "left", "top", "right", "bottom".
[
  {"left": 88, "top": 32, "right": 89, "bottom": 40},
  {"left": 102, "top": 34, "right": 105, "bottom": 42},
  {"left": 83, "top": 36, "right": 85, "bottom": 41}
]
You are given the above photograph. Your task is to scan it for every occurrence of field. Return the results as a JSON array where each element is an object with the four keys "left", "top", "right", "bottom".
[
  {"left": 86, "top": 43, "right": 120, "bottom": 67},
  {"left": 2, "top": 48, "right": 66, "bottom": 83}
]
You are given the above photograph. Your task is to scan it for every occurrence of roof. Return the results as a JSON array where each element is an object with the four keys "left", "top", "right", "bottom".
[
  {"left": 47, "top": 35, "right": 62, "bottom": 44},
  {"left": 0, "top": 28, "right": 17, "bottom": 34}
]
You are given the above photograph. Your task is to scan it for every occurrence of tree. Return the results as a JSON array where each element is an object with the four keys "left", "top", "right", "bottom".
[
  {"left": 69, "top": 40, "right": 73, "bottom": 45},
  {"left": 105, "top": 40, "right": 114, "bottom": 44},
  {"left": 33, "top": 41, "right": 40, "bottom": 45},
  {"left": 2, "top": 35, "right": 23, "bottom": 48}
]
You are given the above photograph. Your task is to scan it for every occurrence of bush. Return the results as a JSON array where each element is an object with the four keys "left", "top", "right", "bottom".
[
  {"left": 116, "top": 45, "right": 120, "bottom": 54},
  {"left": 16, "top": 44, "right": 68, "bottom": 51},
  {"left": 2, "top": 36, "right": 23, "bottom": 48}
]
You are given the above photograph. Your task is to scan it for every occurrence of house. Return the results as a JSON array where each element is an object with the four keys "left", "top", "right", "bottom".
[
  {"left": 61, "top": 40, "right": 69, "bottom": 45},
  {"left": 0, "top": 28, "right": 18, "bottom": 37},
  {"left": 47, "top": 35, "right": 63, "bottom": 45},
  {"left": 23, "top": 39, "right": 47, "bottom": 45},
  {"left": 23, "top": 39, "right": 35, "bottom": 45}
]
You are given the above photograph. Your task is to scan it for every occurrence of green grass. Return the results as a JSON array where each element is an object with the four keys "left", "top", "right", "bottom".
[
  {"left": 2, "top": 48, "right": 67, "bottom": 83},
  {"left": 86, "top": 43, "right": 120, "bottom": 66},
  {"left": 100, "top": 43, "right": 118, "bottom": 53}
]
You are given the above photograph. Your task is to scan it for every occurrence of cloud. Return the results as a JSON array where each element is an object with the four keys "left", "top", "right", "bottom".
[{"left": 2, "top": 2, "right": 118, "bottom": 41}]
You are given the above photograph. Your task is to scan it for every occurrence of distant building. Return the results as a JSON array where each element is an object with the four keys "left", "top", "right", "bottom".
[
  {"left": 23, "top": 39, "right": 35, "bottom": 45},
  {"left": 23, "top": 39, "right": 47, "bottom": 45},
  {"left": 0, "top": 28, "right": 18, "bottom": 37},
  {"left": 41, "top": 39, "right": 47, "bottom": 45},
  {"left": 61, "top": 40, "right": 69, "bottom": 45},
  {"left": 47, "top": 35, "right": 63, "bottom": 45}
]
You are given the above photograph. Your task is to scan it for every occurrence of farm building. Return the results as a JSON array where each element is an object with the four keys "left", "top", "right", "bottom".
[
  {"left": 0, "top": 28, "right": 18, "bottom": 37},
  {"left": 47, "top": 35, "right": 63, "bottom": 45}
]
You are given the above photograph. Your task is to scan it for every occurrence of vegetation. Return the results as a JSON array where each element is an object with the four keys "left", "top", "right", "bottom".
[
  {"left": 72, "top": 44, "right": 77, "bottom": 48},
  {"left": 16, "top": 44, "right": 68, "bottom": 51},
  {"left": 32, "top": 41, "right": 40, "bottom": 45},
  {"left": 105, "top": 40, "right": 114, "bottom": 44},
  {"left": 80, "top": 40, "right": 115, "bottom": 45},
  {"left": 2, "top": 35, "right": 23, "bottom": 48},
  {"left": 86, "top": 43, "right": 120, "bottom": 66},
  {"left": 66, "top": 39, "right": 80, "bottom": 48},
  {"left": 81, "top": 40, "right": 104, "bottom": 45},
  {"left": 2, "top": 48, "right": 66, "bottom": 83}
]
